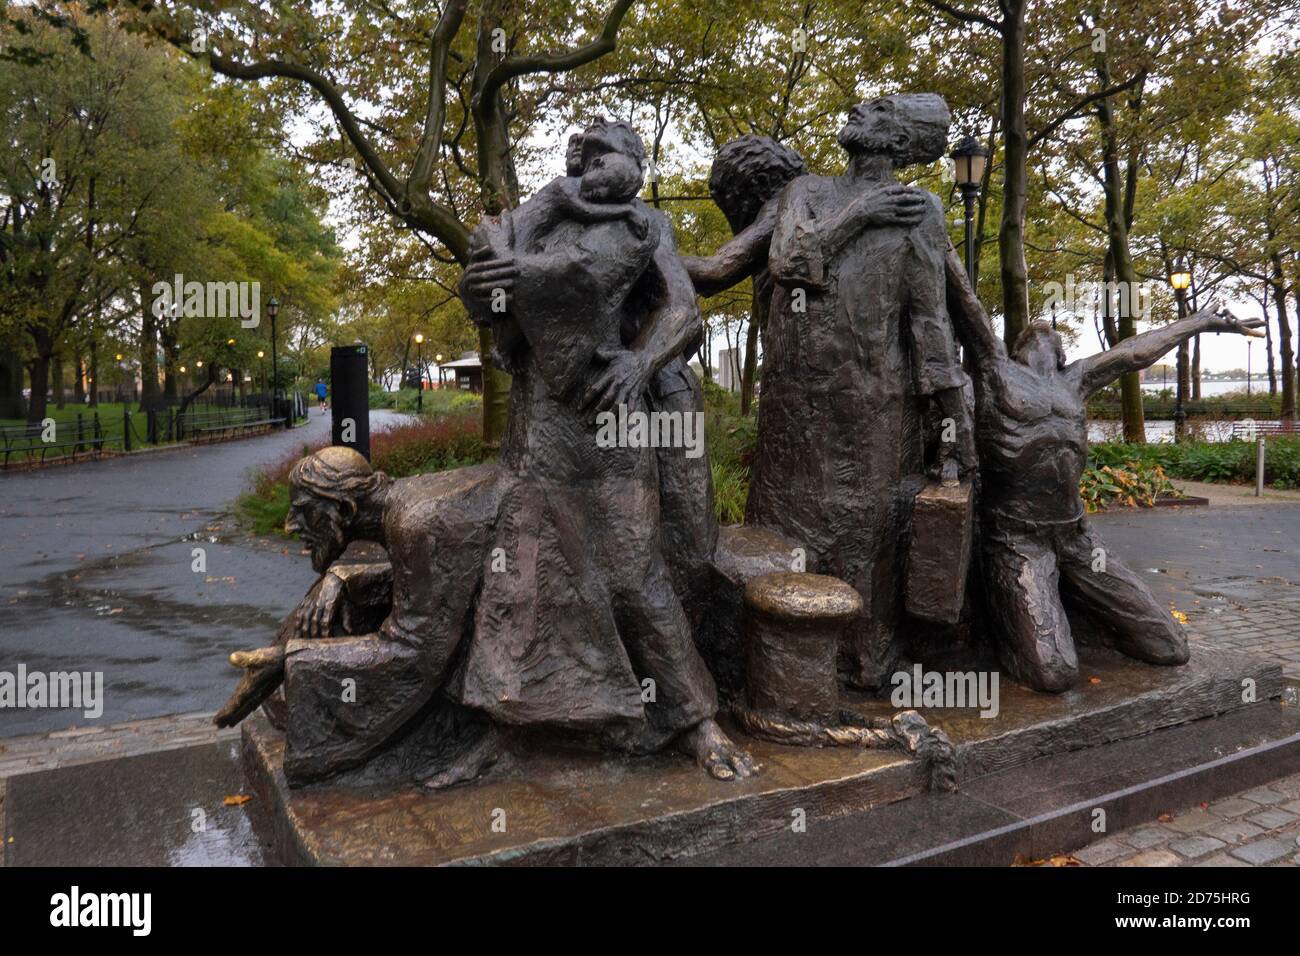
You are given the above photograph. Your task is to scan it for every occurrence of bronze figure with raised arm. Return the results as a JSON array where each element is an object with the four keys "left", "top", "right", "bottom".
[{"left": 945, "top": 251, "right": 1264, "bottom": 691}]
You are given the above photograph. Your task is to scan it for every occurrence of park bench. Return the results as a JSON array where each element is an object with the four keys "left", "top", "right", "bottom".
[
  {"left": 183, "top": 411, "right": 284, "bottom": 443},
  {"left": 1230, "top": 420, "right": 1300, "bottom": 441},
  {"left": 1, "top": 421, "right": 107, "bottom": 469}
]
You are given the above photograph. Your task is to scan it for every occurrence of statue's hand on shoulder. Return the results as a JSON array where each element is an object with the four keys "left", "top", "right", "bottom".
[
  {"left": 853, "top": 184, "right": 930, "bottom": 231},
  {"left": 459, "top": 245, "right": 518, "bottom": 319},
  {"left": 296, "top": 572, "right": 345, "bottom": 641}
]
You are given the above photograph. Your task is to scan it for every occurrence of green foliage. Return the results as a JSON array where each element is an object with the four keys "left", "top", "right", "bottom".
[
  {"left": 234, "top": 478, "right": 292, "bottom": 536},
  {"left": 1089, "top": 439, "right": 1300, "bottom": 490},
  {"left": 1079, "top": 461, "right": 1181, "bottom": 513},
  {"left": 235, "top": 414, "right": 493, "bottom": 534},
  {"left": 703, "top": 382, "right": 757, "bottom": 524}
]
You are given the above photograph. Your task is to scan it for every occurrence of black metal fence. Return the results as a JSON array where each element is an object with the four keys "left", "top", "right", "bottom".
[{"left": 1, "top": 391, "right": 307, "bottom": 470}]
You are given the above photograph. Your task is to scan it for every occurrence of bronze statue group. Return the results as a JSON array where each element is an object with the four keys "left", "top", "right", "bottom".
[{"left": 216, "top": 95, "right": 1262, "bottom": 790}]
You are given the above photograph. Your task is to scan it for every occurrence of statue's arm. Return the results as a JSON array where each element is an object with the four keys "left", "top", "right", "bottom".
[
  {"left": 1075, "top": 303, "right": 1260, "bottom": 398},
  {"left": 680, "top": 198, "right": 779, "bottom": 296},
  {"left": 906, "top": 205, "right": 976, "bottom": 476},
  {"left": 581, "top": 213, "right": 700, "bottom": 411},
  {"left": 769, "top": 182, "right": 930, "bottom": 288},
  {"left": 632, "top": 214, "right": 704, "bottom": 370},
  {"left": 768, "top": 179, "right": 828, "bottom": 288},
  {"left": 327, "top": 560, "right": 393, "bottom": 608},
  {"left": 943, "top": 243, "right": 1007, "bottom": 375}
]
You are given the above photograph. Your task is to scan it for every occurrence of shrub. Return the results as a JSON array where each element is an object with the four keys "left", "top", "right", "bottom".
[
  {"left": 1080, "top": 462, "right": 1181, "bottom": 513},
  {"left": 1088, "top": 437, "right": 1300, "bottom": 488},
  {"left": 235, "top": 415, "right": 491, "bottom": 534}
]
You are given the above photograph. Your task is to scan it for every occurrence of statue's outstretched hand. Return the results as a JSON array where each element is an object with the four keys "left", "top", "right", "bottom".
[
  {"left": 856, "top": 184, "right": 929, "bottom": 230},
  {"left": 1206, "top": 302, "right": 1266, "bottom": 337}
]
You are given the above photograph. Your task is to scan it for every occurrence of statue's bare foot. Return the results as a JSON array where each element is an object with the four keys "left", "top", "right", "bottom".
[
  {"left": 679, "top": 718, "right": 758, "bottom": 781},
  {"left": 421, "top": 726, "right": 500, "bottom": 791}
]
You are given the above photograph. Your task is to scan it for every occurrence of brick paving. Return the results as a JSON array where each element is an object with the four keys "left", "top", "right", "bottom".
[
  {"left": 1077, "top": 771, "right": 1300, "bottom": 867},
  {"left": 1179, "top": 578, "right": 1300, "bottom": 680}
]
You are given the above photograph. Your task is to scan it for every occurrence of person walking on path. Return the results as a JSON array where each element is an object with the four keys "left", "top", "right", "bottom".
[{"left": 314, "top": 380, "right": 328, "bottom": 411}]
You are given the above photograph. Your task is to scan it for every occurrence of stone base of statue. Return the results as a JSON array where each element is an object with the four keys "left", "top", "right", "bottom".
[{"left": 242, "top": 645, "right": 1283, "bottom": 866}]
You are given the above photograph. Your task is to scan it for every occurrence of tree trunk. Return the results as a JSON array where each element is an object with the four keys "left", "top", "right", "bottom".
[
  {"left": 73, "top": 354, "right": 86, "bottom": 405},
  {"left": 1271, "top": 254, "right": 1296, "bottom": 420},
  {"left": 0, "top": 349, "right": 23, "bottom": 418},
  {"left": 997, "top": 0, "right": 1030, "bottom": 348},
  {"left": 739, "top": 298, "right": 760, "bottom": 415},
  {"left": 52, "top": 353, "right": 65, "bottom": 410},
  {"left": 176, "top": 363, "right": 219, "bottom": 421},
  {"left": 161, "top": 320, "right": 179, "bottom": 404},
  {"left": 140, "top": 291, "right": 161, "bottom": 411},
  {"left": 468, "top": 0, "right": 523, "bottom": 450},
  {"left": 1265, "top": 313, "right": 1277, "bottom": 396},
  {"left": 88, "top": 342, "right": 98, "bottom": 408},
  {"left": 1098, "top": 89, "right": 1143, "bottom": 443},
  {"left": 1192, "top": 335, "right": 1202, "bottom": 400},
  {"left": 27, "top": 358, "right": 49, "bottom": 424}
]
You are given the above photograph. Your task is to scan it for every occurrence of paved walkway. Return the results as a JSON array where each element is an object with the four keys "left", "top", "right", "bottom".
[
  {"left": 0, "top": 408, "right": 407, "bottom": 734},
  {"left": 1066, "top": 486, "right": 1300, "bottom": 867},
  {"left": 1077, "top": 772, "right": 1300, "bottom": 867},
  {"left": 1092, "top": 488, "right": 1300, "bottom": 680}
]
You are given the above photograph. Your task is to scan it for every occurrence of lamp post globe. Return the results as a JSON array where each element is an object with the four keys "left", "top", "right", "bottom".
[
  {"left": 1168, "top": 258, "right": 1192, "bottom": 441},
  {"left": 950, "top": 134, "right": 989, "bottom": 285}
]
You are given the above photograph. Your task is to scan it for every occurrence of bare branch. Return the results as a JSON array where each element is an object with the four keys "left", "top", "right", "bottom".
[
  {"left": 916, "top": 0, "right": 1002, "bottom": 32},
  {"left": 409, "top": 0, "right": 468, "bottom": 197},
  {"left": 479, "top": 0, "right": 637, "bottom": 106},
  {"left": 1028, "top": 70, "right": 1147, "bottom": 150}
]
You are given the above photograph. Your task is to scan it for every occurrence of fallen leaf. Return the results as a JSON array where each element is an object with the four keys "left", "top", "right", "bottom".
[
  {"left": 223, "top": 795, "right": 253, "bottom": 807},
  {"left": 1157, "top": 813, "right": 1174, "bottom": 823},
  {"left": 1088, "top": 676, "right": 1101, "bottom": 685},
  {"left": 108, "top": 608, "right": 123, "bottom": 615}
]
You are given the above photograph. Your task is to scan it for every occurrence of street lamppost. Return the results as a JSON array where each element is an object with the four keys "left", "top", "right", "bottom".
[
  {"left": 1169, "top": 257, "right": 1193, "bottom": 442},
  {"left": 268, "top": 297, "right": 288, "bottom": 429},
  {"left": 435, "top": 353, "right": 443, "bottom": 390},
  {"left": 414, "top": 333, "right": 425, "bottom": 413},
  {"left": 257, "top": 350, "right": 265, "bottom": 398},
  {"left": 950, "top": 135, "right": 990, "bottom": 285}
]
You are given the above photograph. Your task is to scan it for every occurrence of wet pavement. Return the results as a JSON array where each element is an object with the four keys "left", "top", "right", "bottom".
[
  {"left": 3, "top": 739, "right": 276, "bottom": 866},
  {"left": 1089, "top": 496, "right": 1300, "bottom": 680},
  {"left": 0, "top": 408, "right": 407, "bottom": 735}
]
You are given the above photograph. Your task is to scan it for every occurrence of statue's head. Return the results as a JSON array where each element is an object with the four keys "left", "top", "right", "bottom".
[
  {"left": 565, "top": 133, "right": 585, "bottom": 177},
  {"left": 837, "top": 94, "right": 950, "bottom": 168},
  {"left": 1011, "top": 321, "right": 1068, "bottom": 374},
  {"left": 578, "top": 117, "right": 646, "bottom": 204},
  {"left": 708, "top": 135, "right": 806, "bottom": 232},
  {"left": 286, "top": 446, "right": 390, "bottom": 573}
]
